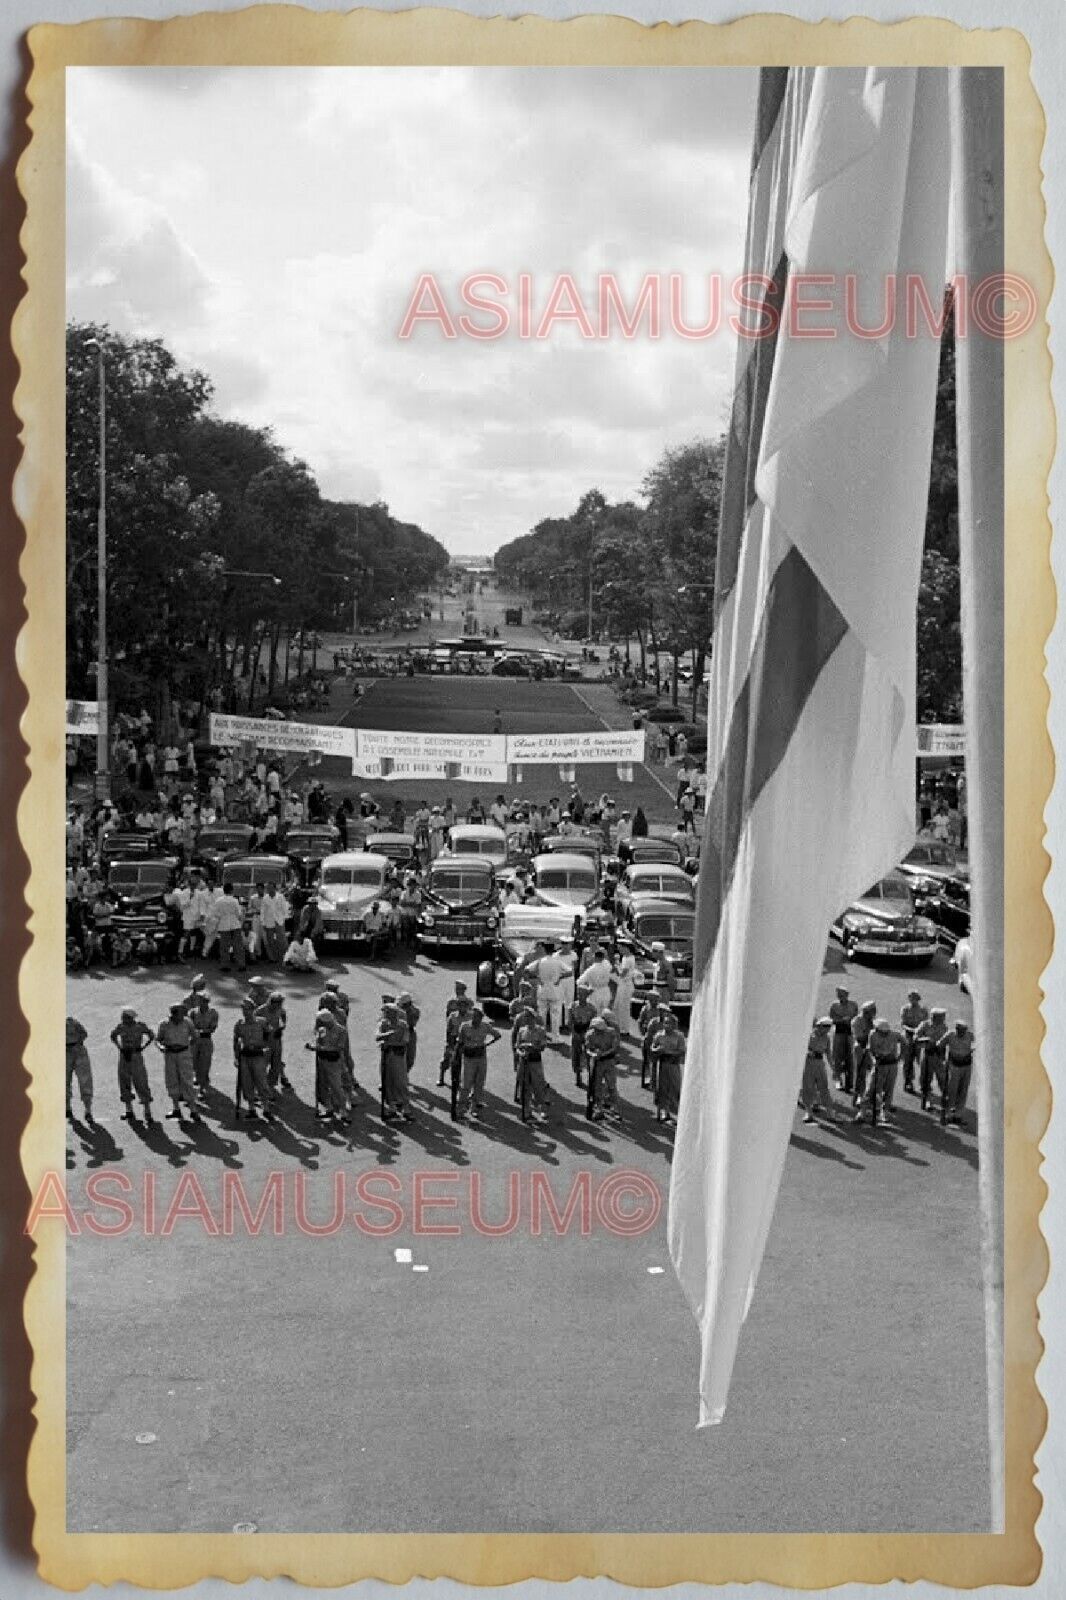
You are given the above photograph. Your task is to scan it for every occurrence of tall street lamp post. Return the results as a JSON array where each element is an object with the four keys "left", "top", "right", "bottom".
[{"left": 92, "top": 339, "right": 109, "bottom": 798}]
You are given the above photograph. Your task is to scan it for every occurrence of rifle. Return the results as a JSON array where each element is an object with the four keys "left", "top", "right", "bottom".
[{"left": 449, "top": 1044, "right": 461, "bottom": 1122}]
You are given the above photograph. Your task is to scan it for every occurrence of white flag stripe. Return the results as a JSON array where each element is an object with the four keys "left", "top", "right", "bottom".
[{"left": 669, "top": 67, "right": 950, "bottom": 1424}]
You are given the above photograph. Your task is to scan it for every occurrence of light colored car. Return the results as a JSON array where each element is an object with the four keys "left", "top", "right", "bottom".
[
  {"left": 615, "top": 863, "right": 697, "bottom": 924},
  {"left": 316, "top": 851, "right": 392, "bottom": 943},
  {"left": 443, "top": 823, "right": 509, "bottom": 870},
  {"left": 831, "top": 871, "right": 939, "bottom": 963},
  {"left": 952, "top": 935, "right": 974, "bottom": 996},
  {"left": 529, "top": 851, "right": 601, "bottom": 912}
]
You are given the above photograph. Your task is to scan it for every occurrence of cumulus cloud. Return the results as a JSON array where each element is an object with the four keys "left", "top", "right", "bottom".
[{"left": 66, "top": 65, "right": 756, "bottom": 553}]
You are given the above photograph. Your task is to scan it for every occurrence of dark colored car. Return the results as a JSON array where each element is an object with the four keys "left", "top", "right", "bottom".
[
  {"left": 897, "top": 840, "right": 960, "bottom": 916},
  {"left": 285, "top": 824, "right": 341, "bottom": 886},
  {"left": 930, "top": 873, "right": 971, "bottom": 948},
  {"left": 537, "top": 833, "right": 603, "bottom": 874},
  {"left": 417, "top": 856, "right": 499, "bottom": 951},
  {"left": 98, "top": 829, "right": 161, "bottom": 869},
  {"left": 364, "top": 832, "right": 419, "bottom": 872},
  {"left": 475, "top": 904, "right": 582, "bottom": 1014},
  {"left": 219, "top": 854, "right": 295, "bottom": 928},
  {"left": 106, "top": 856, "right": 181, "bottom": 956},
  {"left": 831, "top": 872, "right": 939, "bottom": 963},
  {"left": 192, "top": 822, "right": 257, "bottom": 879},
  {"left": 623, "top": 900, "right": 696, "bottom": 1014},
  {"left": 491, "top": 656, "right": 532, "bottom": 677}
]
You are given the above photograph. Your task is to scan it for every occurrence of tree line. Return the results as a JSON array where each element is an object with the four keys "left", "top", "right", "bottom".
[
  {"left": 66, "top": 322, "right": 450, "bottom": 729},
  {"left": 494, "top": 308, "right": 962, "bottom": 725}
]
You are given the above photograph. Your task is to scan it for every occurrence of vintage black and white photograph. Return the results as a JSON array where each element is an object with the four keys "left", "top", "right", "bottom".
[{"left": 38, "top": 40, "right": 1026, "bottom": 1560}]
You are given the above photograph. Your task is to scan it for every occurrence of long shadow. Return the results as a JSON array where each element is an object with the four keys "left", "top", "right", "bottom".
[
  {"left": 175, "top": 1114, "right": 245, "bottom": 1171},
  {"left": 373, "top": 1097, "right": 474, "bottom": 1167},
  {"left": 123, "top": 1114, "right": 191, "bottom": 1168},
  {"left": 821, "top": 1114, "right": 930, "bottom": 1169},
  {"left": 462, "top": 1090, "right": 562, "bottom": 1166},
  {"left": 788, "top": 1129, "right": 866, "bottom": 1171},
  {"left": 68, "top": 1113, "right": 125, "bottom": 1169},
  {"left": 885, "top": 1095, "right": 981, "bottom": 1170}
]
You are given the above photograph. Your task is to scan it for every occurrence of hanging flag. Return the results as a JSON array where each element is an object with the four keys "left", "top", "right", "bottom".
[
  {"left": 616, "top": 764, "right": 634, "bottom": 784},
  {"left": 668, "top": 67, "right": 950, "bottom": 1425}
]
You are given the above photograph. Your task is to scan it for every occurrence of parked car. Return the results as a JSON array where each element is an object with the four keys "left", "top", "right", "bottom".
[
  {"left": 475, "top": 904, "right": 581, "bottom": 1014},
  {"left": 537, "top": 832, "right": 603, "bottom": 874},
  {"left": 930, "top": 873, "right": 971, "bottom": 948},
  {"left": 613, "top": 837, "right": 685, "bottom": 872},
  {"left": 831, "top": 872, "right": 939, "bottom": 963},
  {"left": 622, "top": 900, "right": 696, "bottom": 1014},
  {"left": 614, "top": 863, "right": 696, "bottom": 925},
  {"left": 192, "top": 822, "right": 257, "bottom": 880},
  {"left": 897, "top": 839, "right": 960, "bottom": 914},
  {"left": 316, "top": 851, "right": 393, "bottom": 945},
  {"left": 106, "top": 856, "right": 181, "bottom": 956},
  {"left": 219, "top": 854, "right": 295, "bottom": 924},
  {"left": 99, "top": 829, "right": 161, "bottom": 870},
  {"left": 284, "top": 823, "right": 342, "bottom": 886},
  {"left": 491, "top": 655, "right": 532, "bottom": 678},
  {"left": 443, "top": 823, "right": 509, "bottom": 871},
  {"left": 417, "top": 856, "right": 499, "bottom": 950},
  {"left": 363, "top": 832, "right": 419, "bottom": 873},
  {"left": 528, "top": 851, "right": 602, "bottom": 913},
  {"left": 952, "top": 934, "right": 974, "bottom": 996}
]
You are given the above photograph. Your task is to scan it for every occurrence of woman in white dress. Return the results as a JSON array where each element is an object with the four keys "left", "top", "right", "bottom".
[{"left": 612, "top": 950, "right": 638, "bottom": 1036}]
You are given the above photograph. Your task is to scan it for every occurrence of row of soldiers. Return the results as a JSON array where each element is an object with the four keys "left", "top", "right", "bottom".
[{"left": 805, "top": 985, "right": 976, "bottom": 1128}]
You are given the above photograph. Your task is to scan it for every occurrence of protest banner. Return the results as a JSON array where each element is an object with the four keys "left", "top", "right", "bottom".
[{"left": 208, "top": 713, "right": 355, "bottom": 759}]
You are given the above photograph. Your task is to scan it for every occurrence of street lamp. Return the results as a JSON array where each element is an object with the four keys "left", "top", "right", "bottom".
[
  {"left": 85, "top": 337, "right": 109, "bottom": 798},
  {"left": 320, "top": 569, "right": 357, "bottom": 636}
]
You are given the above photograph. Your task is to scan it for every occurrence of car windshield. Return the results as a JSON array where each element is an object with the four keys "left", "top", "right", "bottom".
[
  {"left": 863, "top": 874, "right": 913, "bottom": 905},
  {"left": 454, "top": 836, "right": 504, "bottom": 857},
  {"left": 630, "top": 844, "right": 677, "bottom": 864},
  {"left": 322, "top": 865, "right": 382, "bottom": 887},
  {"left": 633, "top": 913, "right": 695, "bottom": 944},
  {"left": 538, "top": 866, "right": 596, "bottom": 890},
  {"left": 630, "top": 871, "right": 692, "bottom": 895},
  {"left": 225, "top": 863, "right": 285, "bottom": 887},
  {"left": 906, "top": 843, "right": 955, "bottom": 866},
  {"left": 200, "top": 830, "right": 249, "bottom": 850},
  {"left": 108, "top": 863, "right": 171, "bottom": 889},
  {"left": 430, "top": 870, "right": 490, "bottom": 902},
  {"left": 289, "top": 831, "right": 332, "bottom": 850}
]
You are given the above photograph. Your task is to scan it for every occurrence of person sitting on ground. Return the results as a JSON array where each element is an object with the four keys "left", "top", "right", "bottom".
[{"left": 283, "top": 933, "right": 319, "bottom": 971}]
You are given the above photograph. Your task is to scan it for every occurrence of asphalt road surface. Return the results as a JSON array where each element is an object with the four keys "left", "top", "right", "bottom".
[{"left": 64, "top": 930, "right": 982, "bottom": 1534}]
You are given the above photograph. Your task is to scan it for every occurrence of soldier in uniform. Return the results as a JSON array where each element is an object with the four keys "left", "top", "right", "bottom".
[
  {"left": 179, "top": 972, "right": 209, "bottom": 1016},
  {"left": 942, "top": 1020, "right": 975, "bottom": 1126},
  {"left": 321, "top": 984, "right": 356, "bottom": 1104},
  {"left": 513, "top": 1008, "right": 551, "bottom": 1124},
  {"left": 377, "top": 1000, "right": 413, "bottom": 1122},
  {"left": 569, "top": 986, "right": 597, "bottom": 1088},
  {"left": 397, "top": 992, "right": 420, "bottom": 1078},
  {"left": 584, "top": 1014, "right": 619, "bottom": 1121},
  {"left": 651, "top": 1007, "right": 686, "bottom": 1124},
  {"left": 899, "top": 989, "right": 930, "bottom": 1095},
  {"left": 260, "top": 991, "right": 292, "bottom": 1093},
  {"left": 915, "top": 1005, "right": 950, "bottom": 1112},
  {"left": 638, "top": 990, "right": 666, "bottom": 1090},
  {"left": 800, "top": 1017, "right": 833, "bottom": 1123},
  {"left": 855, "top": 1016, "right": 900, "bottom": 1128},
  {"left": 455, "top": 1005, "right": 501, "bottom": 1122},
  {"left": 508, "top": 981, "right": 537, "bottom": 1072},
  {"left": 155, "top": 1001, "right": 201, "bottom": 1123},
  {"left": 233, "top": 996, "right": 275, "bottom": 1123},
  {"left": 443, "top": 992, "right": 474, "bottom": 1117},
  {"left": 65, "top": 1016, "right": 95, "bottom": 1125},
  {"left": 186, "top": 990, "right": 219, "bottom": 1100},
  {"left": 439, "top": 981, "right": 469, "bottom": 1085},
  {"left": 307, "top": 1006, "right": 351, "bottom": 1125},
  {"left": 850, "top": 1000, "right": 878, "bottom": 1109},
  {"left": 828, "top": 985, "right": 859, "bottom": 1091},
  {"left": 109, "top": 1007, "right": 155, "bottom": 1122}
]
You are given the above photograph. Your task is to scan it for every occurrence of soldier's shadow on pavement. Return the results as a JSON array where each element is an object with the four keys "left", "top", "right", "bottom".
[
  {"left": 68, "top": 1113, "right": 125, "bottom": 1169},
  {"left": 123, "top": 1114, "right": 192, "bottom": 1169},
  {"left": 822, "top": 1115, "right": 930, "bottom": 1168},
  {"left": 464, "top": 1090, "right": 563, "bottom": 1166},
  {"left": 886, "top": 1102, "right": 979, "bottom": 1171},
  {"left": 789, "top": 1128, "right": 866, "bottom": 1171},
  {"left": 174, "top": 1112, "right": 245, "bottom": 1170}
]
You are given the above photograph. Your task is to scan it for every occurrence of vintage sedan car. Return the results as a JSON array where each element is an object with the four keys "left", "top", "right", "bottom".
[
  {"left": 930, "top": 872, "right": 971, "bottom": 948},
  {"left": 219, "top": 854, "right": 295, "bottom": 924},
  {"left": 830, "top": 871, "right": 939, "bottom": 963},
  {"left": 316, "top": 851, "right": 393, "bottom": 944},
  {"left": 417, "top": 855, "right": 499, "bottom": 950},
  {"left": 106, "top": 856, "right": 182, "bottom": 955},
  {"left": 897, "top": 839, "right": 960, "bottom": 914},
  {"left": 364, "top": 832, "right": 419, "bottom": 873},
  {"left": 952, "top": 935, "right": 974, "bottom": 997},
  {"left": 611, "top": 837, "right": 685, "bottom": 873},
  {"left": 475, "top": 903, "right": 581, "bottom": 1014},
  {"left": 528, "top": 851, "right": 602, "bottom": 913},
  {"left": 623, "top": 900, "right": 696, "bottom": 1014},
  {"left": 537, "top": 832, "right": 603, "bottom": 873},
  {"left": 98, "top": 828, "right": 162, "bottom": 870},
  {"left": 285, "top": 823, "right": 341, "bottom": 886},
  {"left": 443, "top": 823, "right": 509, "bottom": 870},
  {"left": 191, "top": 822, "right": 257, "bottom": 879},
  {"left": 614, "top": 863, "right": 696, "bottom": 925}
]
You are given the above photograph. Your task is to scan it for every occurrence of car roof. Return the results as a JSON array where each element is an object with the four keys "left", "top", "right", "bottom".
[
  {"left": 222, "top": 853, "right": 290, "bottom": 867},
  {"left": 430, "top": 853, "right": 494, "bottom": 871},
  {"left": 366, "top": 831, "right": 415, "bottom": 844},
  {"left": 500, "top": 905, "right": 580, "bottom": 939},
  {"left": 630, "top": 898, "right": 697, "bottom": 922},
  {"left": 533, "top": 852, "right": 599, "bottom": 871},
  {"left": 451, "top": 823, "right": 507, "bottom": 837},
  {"left": 626, "top": 861, "right": 690, "bottom": 876},
  {"left": 109, "top": 854, "right": 180, "bottom": 868},
  {"left": 201, "top": 821, "right": 253, "bottom": 832},
  {"left": 322, "top": 851, "right": 391, "bottom": 868}
]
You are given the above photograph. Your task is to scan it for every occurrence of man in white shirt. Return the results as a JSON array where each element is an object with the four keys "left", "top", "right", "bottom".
[
  {"left": 578, "top": 946, "right": 614, "bottom": 1015},
  {"left": 260, "top": 883, "right": 290, "bottom": 963},
  {"left": 284, "top": 935, "right": 318, "bottom": 972},
  {"left": 214, "top": 882, "right": 246, "bottom": 972},
  {"left": 615, "top": 810, "right": 634, "bottom": 846},
  {"left": 489, "top": 794, "right": 508, "bottom": 829},
  {"left": 536, "top": 941, "right": 568, "bottom": 1035}
]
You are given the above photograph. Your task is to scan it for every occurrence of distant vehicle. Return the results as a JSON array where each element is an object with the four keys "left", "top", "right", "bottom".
[
  {"left": 192, "top": 823, "right": 257, "bottom": 879},
  {"left": 316, "top": 852, "right": 393, "bottom": 945},
  {"left": 363, "top": 832, "right": 419, "bottom": 872},
  {"left": 99, "top": 829, "right": 160, "bottom": 869},
  {"left": 831, "top": 872, "right": 939, "bottom": 963},
  {"left": 610, "top": 837, "right": 686, "bottom": 874},
  {"left": 952, "top": 935, "right": 974, "bottom": 996},
  {"left": 538, "top": 833, "right": 603, "bottom": 873},
  {"left": 491, "top": 656, "right": 532, "bottom": 678},
  {"left": 898, "top": 839, "right": 960, "bottom": 913},
  {"left": 284, "top": 824, "right": 341, "bottom": 886},
  {"left": 443, "top": 824, "right": 509, "bottom": 870},
  {"left": 529, "top": 851, "right": 601, "bottom": 913},
  {"left": 622, "top": 901, "right": 696, "bottom": 1014},
  {"left": 931, "top": 873, "right": 971, "bottom": 948},
  {"left": 614, "top": 863, "right": 696, "bottom": 924},
  {"left": 417, "top": 856, "right": 499, "bottom": 950},
  {"left": 106, "top": 857, "right": 181, "bottom": 955}
]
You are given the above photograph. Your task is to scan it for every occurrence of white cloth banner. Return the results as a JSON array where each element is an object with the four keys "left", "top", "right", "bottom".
[
  {"left": 506, "top": 729, "right": 645, "bottom": 764},
  {"left": 356, "top": 729, "right": 507, "bottom": 765},
  {"left": 917, "top": 723, "right": 966, "bottom": 757},
  {"left": 66, "top": 699, "right": 100, "bottom": 736},
  {"left": 209, "top": 713, "right": 355, "bottom": 759}
]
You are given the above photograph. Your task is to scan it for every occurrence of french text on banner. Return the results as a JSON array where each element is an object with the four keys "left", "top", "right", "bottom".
[
  {"left": 208, "top": 713, "right": 355, "bottom": 759},
  {"left": 505, "top": 729, "right": 645, "bottom": 765}
]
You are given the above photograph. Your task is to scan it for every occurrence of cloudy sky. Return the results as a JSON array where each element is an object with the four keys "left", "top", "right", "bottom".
[{"left": 67, "top": 66, "right": 757, "bottom": 556}]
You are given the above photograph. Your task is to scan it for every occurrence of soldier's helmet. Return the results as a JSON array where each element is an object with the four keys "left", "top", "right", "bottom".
[
  {"left": 931, "top": 1006, "right": 947, "bottom": 1018},
  {"left": 121, "top": 1006, "right": 136, "bottom": 1021}
]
